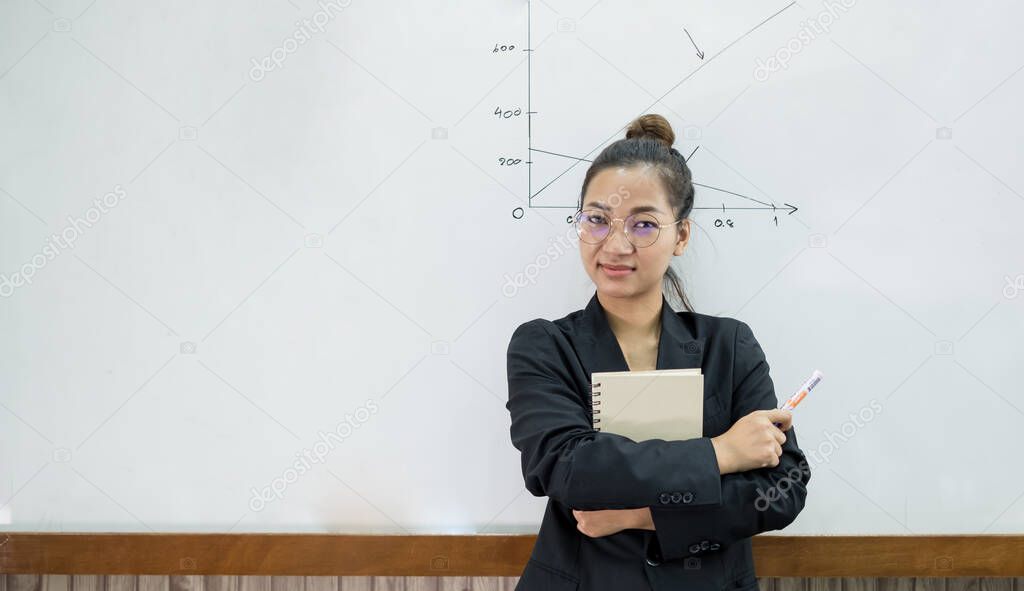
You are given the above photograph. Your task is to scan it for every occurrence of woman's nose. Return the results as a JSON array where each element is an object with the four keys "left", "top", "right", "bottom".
[{"left": 603, "top": 225, "right": 634, "bottom": 251}]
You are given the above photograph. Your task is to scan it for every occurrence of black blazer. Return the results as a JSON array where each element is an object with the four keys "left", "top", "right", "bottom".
[{"left": 505, "top": 291, "right": 811, "bottom": 591}]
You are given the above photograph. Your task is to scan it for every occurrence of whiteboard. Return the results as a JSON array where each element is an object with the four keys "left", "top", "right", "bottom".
[{"left": 1, "top": 0, "right": 1023, "bottom": 535}]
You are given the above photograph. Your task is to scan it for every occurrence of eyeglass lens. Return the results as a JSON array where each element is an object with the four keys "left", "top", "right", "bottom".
[{"left": 575, "top": 210, "right": 661, "bottom": 247}]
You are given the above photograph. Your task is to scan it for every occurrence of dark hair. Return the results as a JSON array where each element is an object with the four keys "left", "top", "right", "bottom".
[{"left": 578, "top": 113, "right": 696, "bottom": 312}]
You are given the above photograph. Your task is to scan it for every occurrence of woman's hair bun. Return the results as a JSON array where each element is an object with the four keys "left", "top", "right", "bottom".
[{"left": 625, "top": 113, "right": 675, "bottom": 148}]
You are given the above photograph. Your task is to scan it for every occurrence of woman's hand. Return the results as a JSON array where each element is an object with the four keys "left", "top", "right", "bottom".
[
  {"left": 572, "top": 507, "right": 654, "bottom": 537},
  {"left": 711, "top": 409, "right": 792, "bottom": 474}
]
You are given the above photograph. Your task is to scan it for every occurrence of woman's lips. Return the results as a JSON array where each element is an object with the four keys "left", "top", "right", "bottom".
[{"left": 600, "top": 264, "right": 634, "bottom": 277}]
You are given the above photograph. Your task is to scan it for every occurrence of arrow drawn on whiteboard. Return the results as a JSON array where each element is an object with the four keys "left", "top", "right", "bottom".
[{"left": 684, "top": 28, "right": 704, "bottom": 60}]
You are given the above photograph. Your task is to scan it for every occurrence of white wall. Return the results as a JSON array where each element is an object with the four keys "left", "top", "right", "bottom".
[{"left": 1, "top": 0, "right": 1022, "bottom": 534}]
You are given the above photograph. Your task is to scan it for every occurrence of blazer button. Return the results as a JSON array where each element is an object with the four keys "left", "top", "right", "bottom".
[
  {"left": 670, "top": 491, "right": 683, "bottom": 503},
  {"left": 645, "top": 556, "right": 661, "bottom": 567},
  {"left": 685, "top": 342, "right": 700, "bottom": 353},
  {"left": 688, "top": 543, "right": 701, "bottom": 553},
  {"left": 658, "top": 492, "right": 672, "bottom": 504},
  {"left": 682, "top": 491, "right": 694, "bottom": 503}
]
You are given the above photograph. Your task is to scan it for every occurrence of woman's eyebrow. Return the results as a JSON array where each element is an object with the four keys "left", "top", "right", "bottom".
[{"left": 583, "top": 202, "right": 663, "bottom": 214}]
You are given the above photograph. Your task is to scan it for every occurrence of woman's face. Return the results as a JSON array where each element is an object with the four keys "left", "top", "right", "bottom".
[{"left": 578, "top": 165, "right": 690, "bottom": 301}]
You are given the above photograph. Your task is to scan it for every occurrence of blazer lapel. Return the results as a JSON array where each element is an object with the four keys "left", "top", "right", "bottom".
[
  {"left": 654, "top": 293, "right": 705, "bottom": 372},
  {"left": 577, "top": 291, "right": 630, "bottom": 375}
]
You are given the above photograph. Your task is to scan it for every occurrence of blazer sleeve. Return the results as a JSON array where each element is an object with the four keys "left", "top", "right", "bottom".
[
  {"left": 505, "top": 319, "right": 723, "bottom": 510},
  {"left": 646, "top": 320, "right": 811, "bottom": 563}
]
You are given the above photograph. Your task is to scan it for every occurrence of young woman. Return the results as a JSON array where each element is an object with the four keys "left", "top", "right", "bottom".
[{"left": 505, "top": 114, "right": 811, "bottom": 591}]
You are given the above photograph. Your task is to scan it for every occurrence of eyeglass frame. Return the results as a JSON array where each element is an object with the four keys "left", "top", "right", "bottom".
[{"left": 572, "top": 207, "right": 685, "bottom": 248}]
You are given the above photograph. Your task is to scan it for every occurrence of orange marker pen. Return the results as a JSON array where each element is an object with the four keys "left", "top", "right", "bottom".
[{"left": 774, "top": 369, "right": 822, "bottom": 427}]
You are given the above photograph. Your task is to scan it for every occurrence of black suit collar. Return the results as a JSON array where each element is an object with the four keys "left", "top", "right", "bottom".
[{"left": 577, "top": 290, "right": 705, "bottom": 377}]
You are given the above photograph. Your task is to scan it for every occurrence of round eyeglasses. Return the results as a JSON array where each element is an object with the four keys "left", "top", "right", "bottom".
[{"left": 573, "top": 208, "right": 683, "bottom": 248}]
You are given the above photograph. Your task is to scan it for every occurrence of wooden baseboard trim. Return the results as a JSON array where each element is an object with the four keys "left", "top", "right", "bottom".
[{"left": 1, "top": 534, "right": 1022, "bottom": 576}]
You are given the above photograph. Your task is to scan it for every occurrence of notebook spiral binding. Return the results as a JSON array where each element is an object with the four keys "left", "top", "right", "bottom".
[{"left": 589, "top": 381, "right": 602, "bottom": 430}]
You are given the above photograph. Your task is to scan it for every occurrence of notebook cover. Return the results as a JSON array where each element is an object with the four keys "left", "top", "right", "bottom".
[{"left": 590, "top": 369, "right": 704, "bottom": 441}]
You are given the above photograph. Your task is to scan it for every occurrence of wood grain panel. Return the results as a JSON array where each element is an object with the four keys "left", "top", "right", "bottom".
[
  {"left": 107, "top": 577, "right": 136, "bottom": 591},
  {"left": 71, "top": 577, "right": 104, "bottom": 591},
  {"left": 6, "top": 576, "right": 1024, "bottom": 591},
  {"left": 7, "top": 576, "right": 40, "bottom": 591},
  {"left": 776, "top": 577, "right": 806, "bottom": 591},
  {"left": 3, "top": 535, "right": 1024, "bottom": 577},
  {"left": 336, "top": 579, "right": 370, "bottom": 591},
  {"left": 845, "top": 577, "right": 877, "bottom": 591},
  {"left": 138, "top": 576, "right": 168, "bottom": 591},
  {"left": 978, "top": 579, "right": 1011, "bottom": 591}
]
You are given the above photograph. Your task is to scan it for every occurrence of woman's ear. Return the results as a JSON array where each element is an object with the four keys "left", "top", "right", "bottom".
[{"left": 673, "top": 219, "right": 690, "bottom": 256}]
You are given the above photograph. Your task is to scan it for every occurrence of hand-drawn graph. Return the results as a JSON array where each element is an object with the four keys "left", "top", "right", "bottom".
[{"left": 514, "top": 1, "right": 800, "bottom": 227}]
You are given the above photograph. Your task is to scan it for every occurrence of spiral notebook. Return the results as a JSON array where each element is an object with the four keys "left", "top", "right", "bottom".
[{"left": 589, "top": 368, "right": 704, "bottom": 441}]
